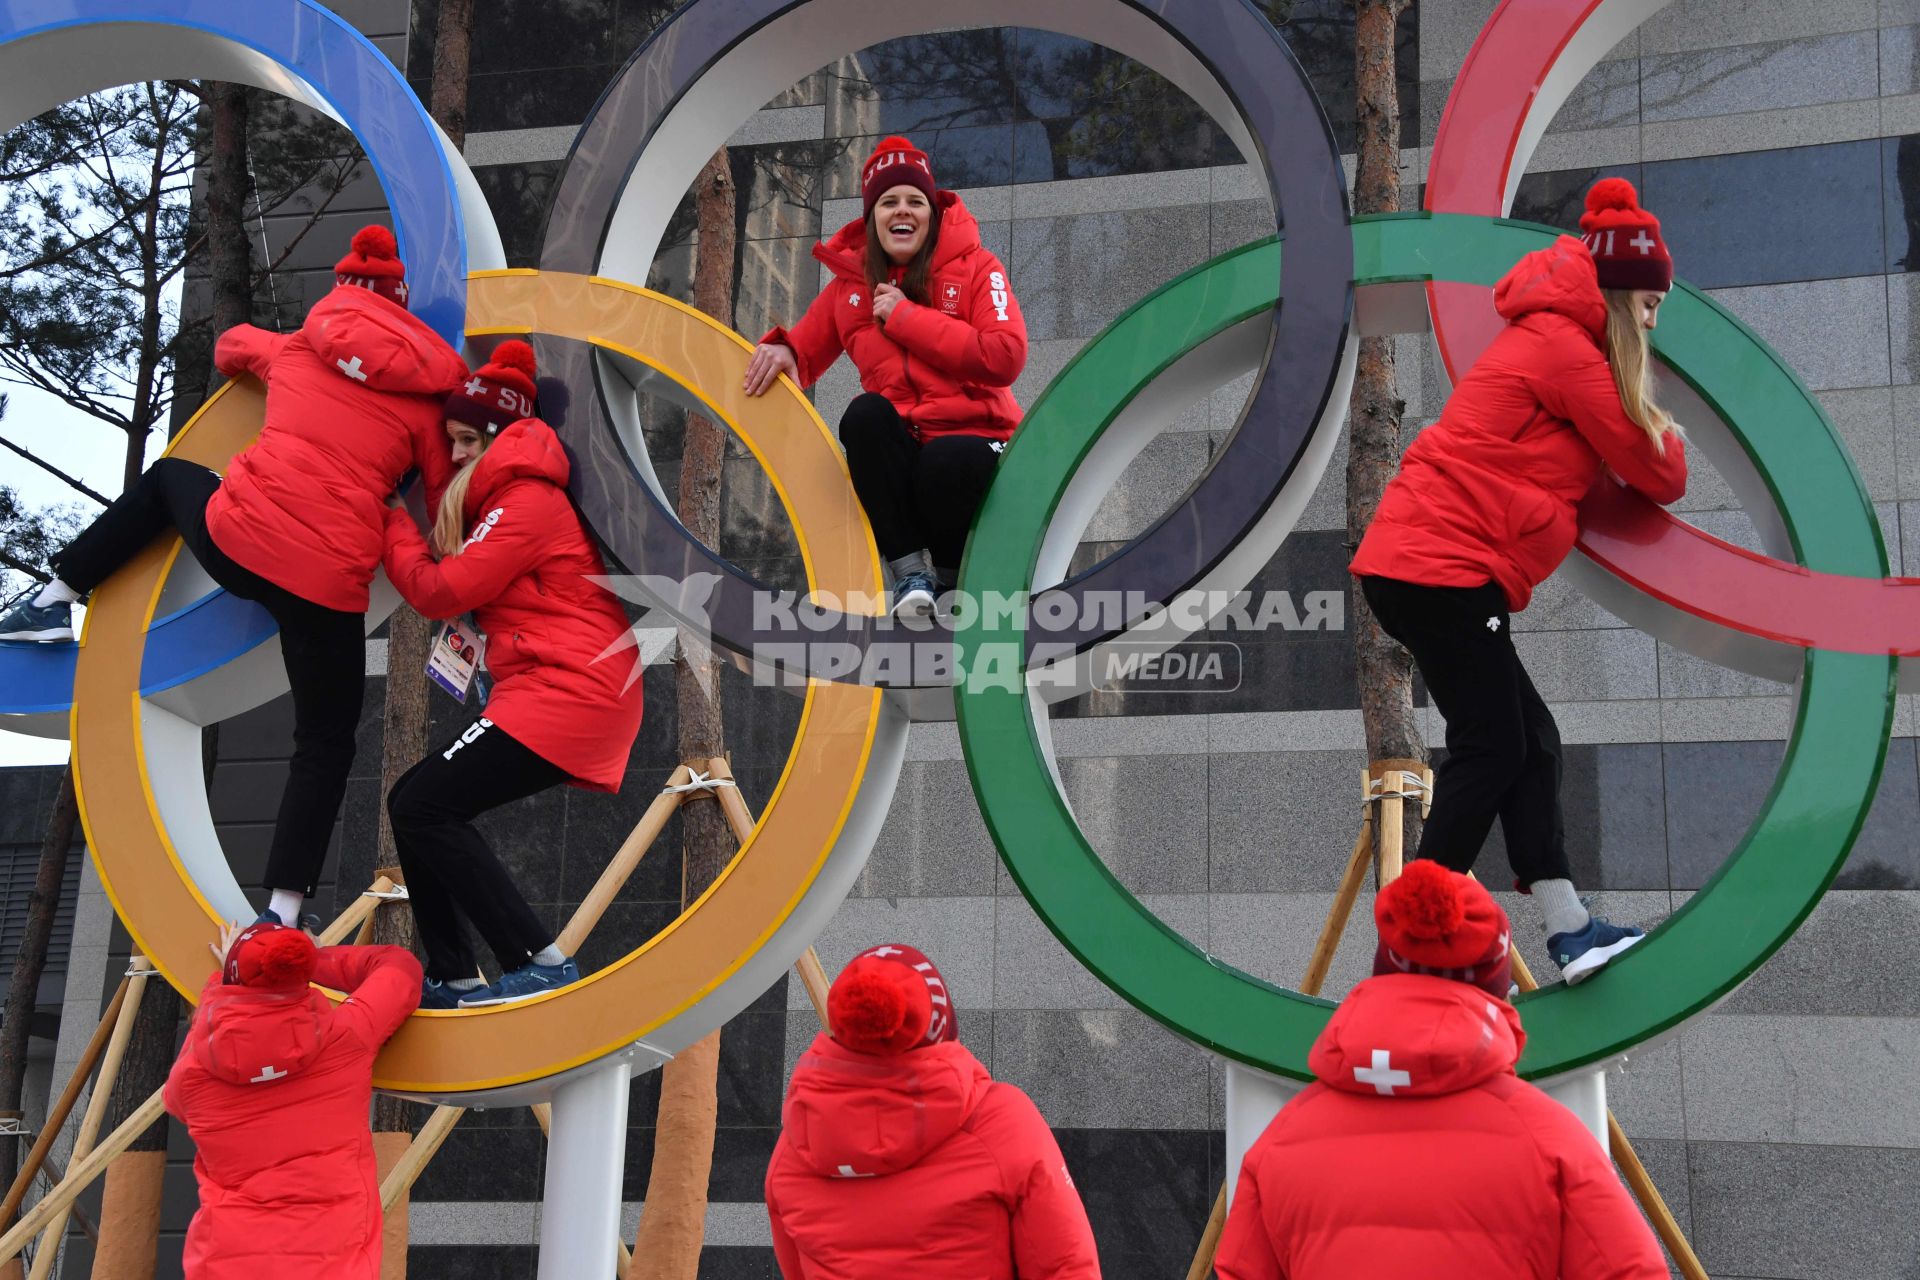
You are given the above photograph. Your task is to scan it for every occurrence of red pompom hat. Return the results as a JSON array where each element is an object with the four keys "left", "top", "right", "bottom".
[
  {"left": 1578, "top": 176, "right": 1673, "bottom": 293},
  {"left": 333, "top": 224, "right": 410, "bottom": 308},
  {"left": 1372, "top": 860, "right": 1513, "bottom": 999},
  {"left": 445, "top": 339, "right": 540, "bottom": 437},
  {"left": 861, "top": 135, "right": 938, "bottom": 221},
  {"left": 223, "top": 922, "right": 319, "bottom": 991},
  {"left": 826, "top": 942, "right": 959, "bottom": 1055}
]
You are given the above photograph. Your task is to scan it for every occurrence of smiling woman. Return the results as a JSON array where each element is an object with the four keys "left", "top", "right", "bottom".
[{"left": 743, "top": 134, "right": 1028, "bottom": 620}]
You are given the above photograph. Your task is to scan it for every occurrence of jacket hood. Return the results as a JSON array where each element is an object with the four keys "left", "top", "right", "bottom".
[
  {"left": 1493, "top": 235, "right": 1608, "bottom": 343},
  {"left": 1309, "top": 974, "right": 1525, "bottom": 1100},
  {"left": 814, "top": 190, "right": 984, "bottom": 283},
  {"left": 468, "top": 417, "right": 571, "bottom": 516},
  {"left": 193, "top": 981, "right": 333, "bottom": 1086},
  {"left": 780, "top": 1033, "right": 990, "bottom": 1178},
  {"left": 302, "top": 284, "right": 468, "bottom": 396}
]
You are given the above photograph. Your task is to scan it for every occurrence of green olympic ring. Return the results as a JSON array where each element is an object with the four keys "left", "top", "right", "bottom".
[{"left": 953, "top": 211, "right": 1896, "bottom": 1081}]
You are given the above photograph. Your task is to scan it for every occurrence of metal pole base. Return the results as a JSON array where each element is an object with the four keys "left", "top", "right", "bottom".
[{"left": 537, "top": 1056, "right": 635, "bottom": 1280}]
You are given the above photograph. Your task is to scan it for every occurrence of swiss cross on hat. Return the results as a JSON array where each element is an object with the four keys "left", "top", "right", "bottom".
[
  {"left": 1577, "top": 177, "right": 1673, "bottom": 293},
  {"left": 445, "top": 340, "right": 539, "bottom": 436}
]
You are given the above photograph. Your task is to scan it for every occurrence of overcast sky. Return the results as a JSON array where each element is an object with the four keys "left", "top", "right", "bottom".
[{"left": 1, "top": 382, "right": 165, "bottom": 767}]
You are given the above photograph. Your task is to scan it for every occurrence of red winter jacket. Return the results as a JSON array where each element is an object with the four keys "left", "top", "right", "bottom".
[
  {"left": 763, "top": 192, "right": 1027, "bottom": 441},
  {"left": 1349, "top": 237, "right": 1688, "bottom": 610},
  {"left": 206, "top": 286, "right": 469, "bottom": 613},
  {"left": 164, "top": 946, "right": 423, "bottom": 1280},
  {"left": 1215, "top": 975, "right": 1665, "bottom": 1280},
  {"left": 766, "top": 1034, "right": 1100, "bottom": 1279},
  {"left": 381, "top": 418, "right": 644, "bottom": 789}
]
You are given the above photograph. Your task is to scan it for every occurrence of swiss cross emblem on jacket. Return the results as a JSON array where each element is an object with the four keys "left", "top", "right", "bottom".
[{"left": 941, "top": 281, "right": 962, "bottom": 313}]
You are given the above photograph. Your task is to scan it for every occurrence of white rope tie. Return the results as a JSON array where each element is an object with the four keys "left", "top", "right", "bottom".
[
  {"left": 1364, "top": 769, "right": 1430, "bottom": 804},
  {"left": 362, "top": 886, "right": 410, "bottom": 902},
  {"left": 663, "top": 769, "right": 737, "bottom": 797}
]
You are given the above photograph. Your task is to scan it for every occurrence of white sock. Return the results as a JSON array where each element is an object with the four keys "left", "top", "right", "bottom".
[
  {"left": 444, "top": 976, "right": 487, "bottom": 992},
  {"left": 1532, "top": 878, "right": 1590, "bottom": 937},
  {"left": 267, "top": 889, "right": 304, "bottom": 928},
  {"left": 32, "top": 579, "right": 78, "bottom": 608},
  {"left": 532, "top": 944, "right": 567, "bottom": 968}
]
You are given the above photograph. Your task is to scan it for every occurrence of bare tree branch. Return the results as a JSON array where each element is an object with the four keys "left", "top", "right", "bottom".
[{"left": 0, "top": 436, "right": 109, "bottom": 506}]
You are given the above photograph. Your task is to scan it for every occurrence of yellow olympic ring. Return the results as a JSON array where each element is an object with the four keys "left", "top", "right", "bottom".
[{"left": 72, "top": 270, "right": 894, "bottom": 1095}]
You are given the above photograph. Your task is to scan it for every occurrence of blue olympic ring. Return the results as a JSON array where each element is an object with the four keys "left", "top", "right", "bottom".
[{"left": 0, "top": 0, "right": 473, "bottom": 718}]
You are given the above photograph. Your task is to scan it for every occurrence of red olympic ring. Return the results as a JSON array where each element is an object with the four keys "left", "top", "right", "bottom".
[{"left": 1425, "top": 0, "right": 1920, "bottom": 660}]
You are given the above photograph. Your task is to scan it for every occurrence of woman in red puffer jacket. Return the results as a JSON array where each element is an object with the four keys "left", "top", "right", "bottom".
[
  {"left": 744, "top": 135, "right": 1027, "bottom": 619},
  {"left": 1215, "top": 863, "right": 1665, "bottom": 1280},
  {"left": 1350, "top": 178, "right": 1688, "bottom": 986},
  {"left": 165, "top": 922, "right": 423, "bottom": 1280},
  {"left": 766, "top": 944, "right": 1099, "bottom": 1278},
  {"left": 0, "top": 227, "right": 466, "bottom": 933},
  {"left": 379, "top": 341, "right": 644, "bottom": 1009}
]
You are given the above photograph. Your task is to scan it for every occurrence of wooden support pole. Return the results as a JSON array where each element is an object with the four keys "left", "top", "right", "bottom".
[
  {"left": 1299, "top": 818, "right": 1373, "bottom": 999},
  {"left": 315, "top": 875, "right": 396, "bottom": 947},
  {"left": 555, "top": 766, "right": 692, "bottom": 957},
  {"left": 378, "top": 1107, "right": 463, "bottom": 1212},
  {"left": 0, "top": 977, "right": 128, "bottom": 1232},
  {"left": 1182, "top": 1186, "right": 1228, "bottom": 1280},
  {"left": 25, "top": 960, "right": 149, "bottom": 1279},
  {"left": 702, "top": 757, "right": 833, "bottom": 1033},
  {"left": 0, "top": 1090, "right": 165, "bottom": 1267},
  {"left": 794, "top": 949, "right": 832, "bottom": 1031}
]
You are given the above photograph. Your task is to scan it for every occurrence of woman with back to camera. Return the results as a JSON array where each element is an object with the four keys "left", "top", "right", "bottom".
[
  {"left": 0, "top": 227, "right": 467, "bottom": 934},
  {"left": 379, "top": 341, "right": 645, "bottom": 1008},
  {"left": 744, "top": 136, "right": 1027, "bottom": 617},
  {"left": 1349, "top": 178, "right": 1688, "bottom": 984}
]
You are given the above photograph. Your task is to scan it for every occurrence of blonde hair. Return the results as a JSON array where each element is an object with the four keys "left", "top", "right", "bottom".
[
  {"left": 1601, "top": 289, "right": 1677, "bottom": 453},
  {"left": 432, "top": 446, "right": 487, "bottom": 557}
]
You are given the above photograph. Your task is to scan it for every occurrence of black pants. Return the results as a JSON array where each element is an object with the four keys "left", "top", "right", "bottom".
[
  {"left": 839, "top": 393, "right": 1001, "bottom": 575},
  {"left": 52, "top": 458, "right": 364, "bottom": 897},
  {"left": 1359, "top": 574, "right": 1570, "bottom": 885},
  {"left": 387, "top": 717, "right": 568, "bottom": 981}
]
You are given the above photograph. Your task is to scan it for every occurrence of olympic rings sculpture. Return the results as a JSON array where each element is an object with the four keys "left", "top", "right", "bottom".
[{"left": 0, "top": 0, "right": 1898, "bottom": 1093}]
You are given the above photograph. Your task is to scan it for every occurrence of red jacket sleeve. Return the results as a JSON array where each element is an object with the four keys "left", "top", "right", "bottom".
[
  {"left": 883, "top": 252, "right": 1027, "bottom": 388},
  {"left": 762, "top": 281, "right": 847, "bottom": 389},
  {"left": 1214, "top": 1155, "right": 1287, "bottom": 1280},
  {"left": 213, "top": 324, "right": 293, "bottom": 381},
  {"left": 380, "top": 481, "right": 554, "bottom": 620},
  {"left": 1528, "top": 329, "right": 1688, "bottom": 504},
  {"left": 310, "top": 944, "right": 423, "bottom": 1052},
  {"left": 972, "top": 1085, "right": 1100, "bottom": 1279}
]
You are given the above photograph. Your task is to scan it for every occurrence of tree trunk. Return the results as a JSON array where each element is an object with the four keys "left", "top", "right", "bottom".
[
  {"left": 365, "top": 7, "right": 478, "bottom": 1273},
  {"left": 0, "top": 770, "right": 78, "bottom": 1187},
  {"left": 1346, "top": 0, "right": 1425, "bottom": 856},
  {"left": 205, "top": 83, "right": 254, "bottom": 336},
  {"left": 629, "top": 146, "right": 735, "bottom": 1280},
  {"left": 428, "top": 0, "right": 474, "bottom": 151}
]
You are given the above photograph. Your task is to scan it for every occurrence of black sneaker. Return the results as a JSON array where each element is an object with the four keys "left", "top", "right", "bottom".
[{"left": 0, "top": 599, "right": 73, "bottom": 642}]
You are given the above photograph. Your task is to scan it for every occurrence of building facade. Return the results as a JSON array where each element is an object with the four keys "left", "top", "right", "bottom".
[{"left": 14, "top": 0, "right": 1920, "bottom": 1276}]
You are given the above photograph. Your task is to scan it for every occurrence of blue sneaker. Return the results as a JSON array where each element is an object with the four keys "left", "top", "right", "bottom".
[
  {"left": 419, "top": 979, "right": 467, "bottom": 1011},
  {"left": 0, "top": 599, "right": 72, "bottom": 642},
  {"left": 253, "top": 908, "right": 321, "bottom": 933},
  {"left": 457, "top": 958, "right": 581, "bottom": 1007},
  {"left": 892, "top": 571, "right": 936, "bottom": 620},
  {"left": 1548, "top": 915, "right": 1647, "bottom": 985}
]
